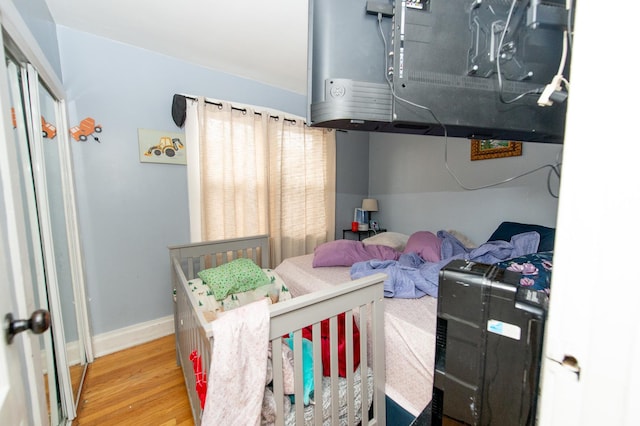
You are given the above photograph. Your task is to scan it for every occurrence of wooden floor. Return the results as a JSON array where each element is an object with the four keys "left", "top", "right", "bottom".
[
  {"left": 70, "top": 334, "right": 464, "bottom": 426},
  {"left": 72, "top": 334, "right": 193, "bottom": 425}
]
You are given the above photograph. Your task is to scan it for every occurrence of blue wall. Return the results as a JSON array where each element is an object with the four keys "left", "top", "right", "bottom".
[
  {"left": 57, "top": 26, "right": 310, "bottom": 335},
  {"left": 368, "top": 133, "right": 562, "bottom": 245},
  {"left": 335, "top": 130, "right": 370, "bottom": 238},
  {"left": 12, "top": 0, "right": 62, "bottom": 80},
  {"left": 46, "top": 21, "right": 560, "bottom": 338},
  {"left": 57, "top": 25, "right": 561, "bottom": 336}
]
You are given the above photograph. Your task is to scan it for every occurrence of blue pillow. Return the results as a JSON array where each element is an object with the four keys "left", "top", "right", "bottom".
[
  {"left": 283, "top": 337, "right": 315, "bottom": 405},
  {"left": 487, "top": 222, "right": 556, "bottom": 252}
]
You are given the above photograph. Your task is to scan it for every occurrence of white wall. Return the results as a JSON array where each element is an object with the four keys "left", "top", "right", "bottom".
[{"left": 369, "top": 133, "right": 562, "bottom": 244}]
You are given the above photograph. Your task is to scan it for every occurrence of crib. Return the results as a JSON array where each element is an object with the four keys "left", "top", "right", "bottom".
[{"left": 169, "top": 235, "right": 387, "bottom": 425}]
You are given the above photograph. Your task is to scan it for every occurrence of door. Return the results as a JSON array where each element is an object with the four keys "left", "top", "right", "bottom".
[
  {"left": 3, "top": 53, "right": 80, "bottom": 424},
  {"left": 0, "top": 202, "right": 46, "bottom": 425},
  {"left": 536, "top": 2, "right": 640, "bottom": 425},
  {"left": 0, "top": 195, "right": 31, "bottom": 426},
  {"left": 0, "top": 36, "right": 46, "bottom": 426},
  {"left": 0, "top": 18, "right": 90, "bottom": 423}
]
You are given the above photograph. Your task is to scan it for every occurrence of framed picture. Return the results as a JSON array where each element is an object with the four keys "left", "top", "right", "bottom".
[
  {"left": 470, "top": 139, "right": 522, "bottom": 161},
  {"left": 138, "top": 128, "right": 186, "bottom": 165}
]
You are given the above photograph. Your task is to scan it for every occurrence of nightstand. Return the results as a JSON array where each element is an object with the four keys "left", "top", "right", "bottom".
[{"left": 342, "top": 229, "right": 386, "bottom": 241}]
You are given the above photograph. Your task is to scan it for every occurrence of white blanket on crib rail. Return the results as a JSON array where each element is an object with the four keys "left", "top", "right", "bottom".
[{"left": 201, "top": 298, "right": 270, "bottom": 426}]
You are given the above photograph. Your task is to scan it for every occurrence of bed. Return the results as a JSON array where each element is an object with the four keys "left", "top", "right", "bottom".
[
  {"left": 170, "top": 222, "right": 553, "bottom": 425},
  {"left": 273, "top": 225, "right": 552, "bottom": 423},
  {"left": 169, "top": 235, "right": 387, "bottom": 425},
  {"left": 274, "top": 253, "right": 436, "bottom": 420}
]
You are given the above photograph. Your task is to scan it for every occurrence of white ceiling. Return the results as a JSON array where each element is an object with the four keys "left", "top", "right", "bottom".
[{"left": 44, "top": 0, "right": 309, "bottom": 95}]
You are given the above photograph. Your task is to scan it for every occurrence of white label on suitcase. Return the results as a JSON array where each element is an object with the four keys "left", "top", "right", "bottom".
[{"left": 487, "top": 319, "right": 521, "bottom": 340}]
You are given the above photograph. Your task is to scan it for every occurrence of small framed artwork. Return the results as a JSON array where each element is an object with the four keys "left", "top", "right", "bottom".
[
  {"left": 138, "top": 128, "right": 186, "bottom": 165},
  {"left": 470, "top": 139, "right": 522, "bottom": 161}
]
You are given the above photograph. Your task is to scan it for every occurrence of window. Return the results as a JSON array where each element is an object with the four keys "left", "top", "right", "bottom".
[{"left": 186, "top": 98, "right": 336, "bottom": 266}]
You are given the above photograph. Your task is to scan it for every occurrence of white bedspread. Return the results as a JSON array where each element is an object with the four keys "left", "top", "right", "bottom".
[{"left": 274, "top": 254, "right": 436, "bottom": 417}]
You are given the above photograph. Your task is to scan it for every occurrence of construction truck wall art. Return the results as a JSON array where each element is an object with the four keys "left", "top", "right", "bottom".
[
  {"left": 41, "top": 116, "right": 57, "bottom": 139},
  {"left": 138, "top": 128, "right": 186, "bottom": 165},
  {"left": 144, "top": 136, "right": 184, "bottom": 158},
  {"left": 10, "top": 109, "right": 57, "bottom": 140},
  {"left": 70, "top": 117, "right": 102, "bottom": 142}
]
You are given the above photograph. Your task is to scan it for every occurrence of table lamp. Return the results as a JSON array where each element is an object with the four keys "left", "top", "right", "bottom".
[{"left": 361, "top": 198, "right": 378, "bottom": 230}]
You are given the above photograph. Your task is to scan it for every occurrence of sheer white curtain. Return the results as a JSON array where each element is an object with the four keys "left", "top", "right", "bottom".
[
  {"left": 185, "top": 97, "right": 336, "bottom": 266},
  {"left": 267, "top": 114, "right": 336, "bottom": 265}
]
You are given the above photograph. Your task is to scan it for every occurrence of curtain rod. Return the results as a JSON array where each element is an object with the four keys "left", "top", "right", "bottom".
[{"left": 179, "top": 94, "right": 297, "bottom": 124}]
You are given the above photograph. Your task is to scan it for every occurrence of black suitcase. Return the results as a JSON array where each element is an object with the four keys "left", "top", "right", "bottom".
[{"left": 431, "top": 259, "right": 548, "bottom": 426}]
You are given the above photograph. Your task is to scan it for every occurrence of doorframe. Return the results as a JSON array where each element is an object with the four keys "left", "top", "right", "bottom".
[
  {"left": 0, "top": 0, "right": 64, "bottom": 98},
  {"left": 57, "top": 100, "right": 93, "bottom": 365},
  {"left": 23, "top": 62, "right": 76, "bottom": 420}
]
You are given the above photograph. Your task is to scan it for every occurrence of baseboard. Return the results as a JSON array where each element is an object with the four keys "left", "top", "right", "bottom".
[
  {"left": 67, "top": 315, "right": 174, "bottom": 365},
  {"left": 65, "top": 340, "right": 80, "bottom": 366},
  {"left": 41, "top": 315, "right": 174, "bottom": 371},
  {"left": 92, "top": 314, "right": 175, "bottom": 358}
]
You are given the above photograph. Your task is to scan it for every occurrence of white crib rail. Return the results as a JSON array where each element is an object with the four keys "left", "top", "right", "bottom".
[
  {"left": 170, "top": 236, "right": 386, "bottom": 425},
  {"left": 268, "top": 273, "right": 387, "bottom": 425}
]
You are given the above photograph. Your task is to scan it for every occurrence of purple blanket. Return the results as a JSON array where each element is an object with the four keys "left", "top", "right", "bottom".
[{"left": 350, "top": 230, "right": 540, "bottom": 299}]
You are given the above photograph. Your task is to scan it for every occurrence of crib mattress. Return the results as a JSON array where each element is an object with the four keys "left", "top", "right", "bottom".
[
  {"left": 274, "top": 254, "right": 436, "bottom": 417},
  {"left": 186, "top": 269, "right": 292, "bottom": 322}
]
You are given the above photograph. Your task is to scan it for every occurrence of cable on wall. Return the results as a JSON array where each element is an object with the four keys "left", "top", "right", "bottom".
[
  {"left": 496, "top": 0, "right": 545, "bottom": 104},
  {"left": 374, "top": 12, "right": 562, "bottom": 198}
]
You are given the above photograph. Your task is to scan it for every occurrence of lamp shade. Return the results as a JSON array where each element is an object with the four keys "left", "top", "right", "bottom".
[{"left": 362, "top": 198, "right": 378, "bottom": 211}]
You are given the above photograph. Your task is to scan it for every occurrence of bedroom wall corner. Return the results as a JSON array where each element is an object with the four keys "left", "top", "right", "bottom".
[
  {"left": 12, "top": 0, "right": 63, "bottom": 80},
  {"left": 52, "top": 315, "right": 174, "bottom": 366},
  {"left": 368, "top": 134, "right": 562, "bottom": 244},
  {"left": 335, "top": 130, "right": 370, "bottom": 239}
]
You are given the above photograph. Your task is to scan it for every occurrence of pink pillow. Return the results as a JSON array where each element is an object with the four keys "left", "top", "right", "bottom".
[
  {"left": 313, "top": 240, "right": 400, "bottom": 267},
  {"left": 403, "top": 231, "right": 442, "bottom": 262}
]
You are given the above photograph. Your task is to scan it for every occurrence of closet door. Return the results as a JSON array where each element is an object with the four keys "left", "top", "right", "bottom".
[
  {"left": 0, "top": 55, "right": 43, "bottom": 426},
  {"left": 0, "top": 226, "right": 34, "bottom": 426},
  {"left": 1, "top": 4, "right": 91, "bottom": 424},
  {"left": 4, "top": 53, "right": 92, "bottom": 424},
  {"left": 5, "top": 54, "right": 73, "bottom": 423}
]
